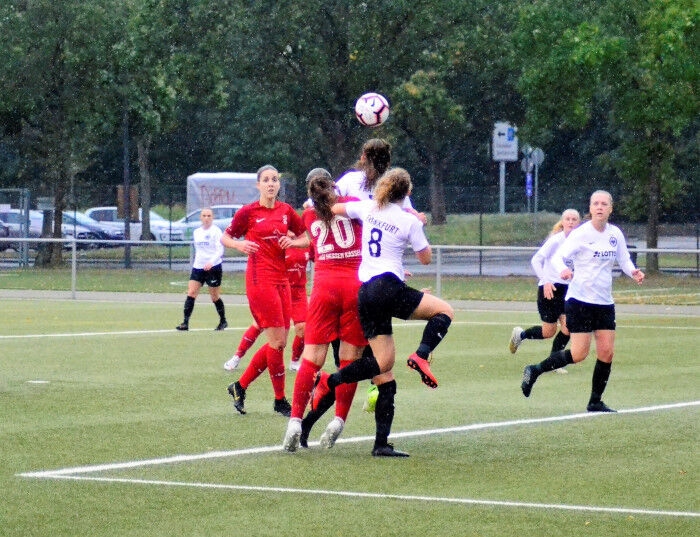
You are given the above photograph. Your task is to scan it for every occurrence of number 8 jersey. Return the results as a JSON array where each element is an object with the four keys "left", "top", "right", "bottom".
[{"left": 345, "top": 199, "right": 429, "bottom": 283}]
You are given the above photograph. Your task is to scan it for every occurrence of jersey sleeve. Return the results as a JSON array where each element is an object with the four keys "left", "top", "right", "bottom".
[
  {"left": 225, "top": 204, "right": 249, "bottom": 238},
  {"left": 531, "top": 233, "right": 560, "bottom": 281},
  {"left": 614, "top": 227, "right": 637, "bottom": 277},
  {"left": 408, "top": 217, "right": 429, "bottom": 252}
]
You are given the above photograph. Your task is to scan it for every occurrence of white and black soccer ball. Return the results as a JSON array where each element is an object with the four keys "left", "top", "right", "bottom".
[{"left": 354, "top": 92, "right": 390, "bottom": 127}]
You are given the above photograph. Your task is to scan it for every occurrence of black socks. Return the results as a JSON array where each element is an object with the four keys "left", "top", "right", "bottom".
[
  {"left": 550, "top": 331, "right": 570, "bottom": 353},
  {"left": 183, "top": 296, "right": 195, "bottom": 322},
  {"left": 523, "top": 326, "right": 544, "bottom": 340},
  {"left": 589, "top": 359, "right": 612, "bottom": 404},
  {"left": 416, "top": 313, "right": 452, "bottom": 359},
  {"left": 536, "top": 349, "right": 574, "bottom": 374},
  {"left": 214, "top": 298, "right": 226, "bottom": 322},
  {"left": 328, "top": 354, "right": 381, "bottom": 388},
  {"left": 374, "top": 380, "right": 397, "bottom": 449}
]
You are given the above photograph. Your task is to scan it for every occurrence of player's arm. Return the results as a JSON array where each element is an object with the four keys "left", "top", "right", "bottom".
[
  {"left": 331, "top": 203, "right": 348, "bottom": 217},
  {"left": 279, "top": 231, "right": 311, "bottom": 249},
  {"left": 415, "top": 245, "right": 432, "bottom": 265}
]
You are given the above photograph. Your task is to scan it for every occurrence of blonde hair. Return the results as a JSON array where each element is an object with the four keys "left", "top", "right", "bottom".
[
  {"left": 373, "top": 167, "right": 412, "bottom": 208},
  {"left": 590, "top": 190, "right": 613, "bottom": 205},
  {"left": 550, "top": 208, "right": 581, "bottom": 235}
]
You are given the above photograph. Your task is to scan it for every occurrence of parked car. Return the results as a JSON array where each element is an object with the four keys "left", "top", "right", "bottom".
[
  {"left": 85, "top": 206, "right": 185, "bottom": 241},
  {"left": 177, "top": 204, "right": 243, "bottom": 239},
  {"left": 0, "top": 209, "right": 42, "bottom": 250},
  {"left": 62, "top": 210, "right": 124, "bottom": 247},
  {"left": 0, "top": 220, "right": 9, "bottom": 250}
]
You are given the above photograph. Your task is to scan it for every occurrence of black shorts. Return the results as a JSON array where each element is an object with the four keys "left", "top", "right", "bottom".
[
  {"left": 565, "top": 297, "right": 616, "bottom": 333},
  {"left": 189, "top": 264, "right": 223, "bottom": 288},
  {"left": 358, "top": 272, "right": 424, "bottom": 340},
  {"left": 537, "top": 284, "right": 568, "bottom": 323}
]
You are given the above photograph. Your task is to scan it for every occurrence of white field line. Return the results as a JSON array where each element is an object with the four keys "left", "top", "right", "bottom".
[
  {"left": 17, "top": 401, "right": 700, "bottom": 519},
  {"left": 32, "top": 474, "right": 700, "bottom": 519},
  {"left": 1, "top": 319, "right": 699, "bottom": 340}
]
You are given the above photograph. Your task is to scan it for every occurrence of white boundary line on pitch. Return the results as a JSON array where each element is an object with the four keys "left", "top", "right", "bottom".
[
  {"left": 29, "top": 474, "right": 700, "bottom": 519},
  {"left": 2, "top": 319, "right": 699, "bottom": 340},
  {"left": 18, "top": 401, "right": 700, "bottom": 519}
]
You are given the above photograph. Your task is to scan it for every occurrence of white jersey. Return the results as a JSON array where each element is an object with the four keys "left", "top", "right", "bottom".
[
  {"left": 530, "top": 231, "right": 573, "bottom": 286},
  {"left": 551, "top": 221, "right": 636, "bottom": 305},
  {"left": 335, "top": 169, "right": 415, "bottom": 209},
  {"left": 192, "top": 225, "right": 224, "bottom": 269},
  {"left": 345, "top": 199, "right": 429, "bottom": 282}
]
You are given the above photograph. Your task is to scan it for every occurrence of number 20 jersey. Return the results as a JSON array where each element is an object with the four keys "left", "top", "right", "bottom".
[{"left": 302, "top": 196, "right": 362, "bottom": 280}]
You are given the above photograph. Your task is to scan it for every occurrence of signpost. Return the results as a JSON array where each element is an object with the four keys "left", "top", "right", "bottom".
[
  {"left": 492, "top": 121, "right": 518, "bottom": 214},
  {"left": 521, "top": 145, "right": 545, "bottom": 213}
]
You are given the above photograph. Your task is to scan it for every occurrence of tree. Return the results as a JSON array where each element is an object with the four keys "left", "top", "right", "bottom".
[
  {"left": 515, "top": 0, "right": 699, "bottom": 271},
  {"left": 0, "top": 0, "right": 127, "bottom": 265}
]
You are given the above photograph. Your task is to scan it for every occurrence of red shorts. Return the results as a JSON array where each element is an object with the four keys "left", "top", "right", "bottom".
[
  {"left": 247, "top": 282, "right": 292, "bottom": 329},
  {"left": 290, "top": 284, "right": 308, "bottom": 325},
  {"left": 304, "top": 276, "right": 367, "bottom": 347}
]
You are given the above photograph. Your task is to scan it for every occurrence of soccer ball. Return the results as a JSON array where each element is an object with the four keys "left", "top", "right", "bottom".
[
  {"left": 363, "top": 384, "right": 379, "bottom": 413},
  {"left": 354, "top": 92, "right": 390, "bottom": 127}
]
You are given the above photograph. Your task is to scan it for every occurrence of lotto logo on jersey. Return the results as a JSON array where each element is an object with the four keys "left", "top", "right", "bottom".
[{"left": 593, "top": 250, "right": 616, "bottom": 258}]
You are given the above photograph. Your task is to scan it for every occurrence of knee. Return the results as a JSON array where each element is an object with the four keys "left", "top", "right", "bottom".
[{"left": 542, "top": 325, "right": 557, "bottom": 338}]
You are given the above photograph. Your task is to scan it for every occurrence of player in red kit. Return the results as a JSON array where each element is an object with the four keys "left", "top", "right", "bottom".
[
  {"left": 285, "top": 237, "right": 311, "bottom": 371},
  {"left": 222, "top": 165, "right": 305, "bottom": 417}
]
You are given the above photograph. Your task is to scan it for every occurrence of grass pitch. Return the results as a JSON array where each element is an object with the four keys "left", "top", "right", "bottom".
[{"left": 1, "top": 295, "right": 698, "bottom": 536}]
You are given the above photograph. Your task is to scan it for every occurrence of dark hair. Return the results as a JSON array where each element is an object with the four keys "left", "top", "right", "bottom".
[
  {"left": 256, "top": 164, "right": 278, "bottom": 181},
  {"left": 306, "top": 167, "right": 332, "bottom": 183},
  {"left": 374, "top": 167, "right": 412, "bottom": 208},
  {"left": 307, "top": 173, "right": 337, "bottom": 225},
  {"left": 355, "top": 138, "right": 391, "bottom": 192}
]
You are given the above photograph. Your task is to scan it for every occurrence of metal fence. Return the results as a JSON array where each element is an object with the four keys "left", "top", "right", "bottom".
[{"left": 1, "top": 237, "right": 698, "bottom": 299}]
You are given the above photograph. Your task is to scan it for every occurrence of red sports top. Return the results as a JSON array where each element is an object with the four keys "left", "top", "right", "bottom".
[
  {"left": 226, "top": 201, "right": 305, "bottom": 285},
  {"left": 302, "top": 196, "right": 362, "bottom": 279},
  {"left": 285, "top": 244, "right": 310, "bottom": 287}
]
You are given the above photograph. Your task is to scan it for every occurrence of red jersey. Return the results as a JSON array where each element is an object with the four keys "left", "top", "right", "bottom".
[
  {"left": 226, "top": 201, "right": 305, "bottom": 285},
  {"left": 302, "top": 196, "right": 362, "bottom": 280},
  {"left": 285, "top": 245, "right": 310, "bottom": 287}
]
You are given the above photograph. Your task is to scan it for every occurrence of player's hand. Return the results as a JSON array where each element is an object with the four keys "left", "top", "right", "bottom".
[
  {"left": 560, "top": 269, "right": 573, "bottom": 281},
  {"left": 237, "top": 240, "right": 259, "bottom": 255},
  {"left": 632, "top": 269, "right": 645, "bottom": 284},
  {"left": 543, "top": 282, "right": 555, "bottom": 300}
]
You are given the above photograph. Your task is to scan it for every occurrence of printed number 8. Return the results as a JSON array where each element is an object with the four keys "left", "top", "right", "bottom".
[{"left": 368, "top": 228, "right": 382, "bottom": 257}]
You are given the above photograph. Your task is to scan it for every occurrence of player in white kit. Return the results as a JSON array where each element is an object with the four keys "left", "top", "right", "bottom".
[
  {"left": 176, "top": 208, "right": 228, "bottom": 331},
  {"left": 520, "top": 191, "right": 645, "bottom": 412}
]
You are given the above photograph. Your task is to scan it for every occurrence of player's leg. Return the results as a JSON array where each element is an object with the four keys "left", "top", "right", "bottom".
[
  {"left": 406, "top": 291, "right": 453, "bottom": 388},
  {"left": 177, "top": 276, "right": 202, "bottom": 330},
  {"left": 371, "top": 374, "right": 408, "bottom": 457}
]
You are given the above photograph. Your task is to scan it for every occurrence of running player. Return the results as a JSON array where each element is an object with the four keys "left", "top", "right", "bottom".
[
  {"left": 520, "top": 190, "right": 644, "bottom": 412},
  {"left": 509, "top": 209, "right": 581, "bottom": 370}
]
